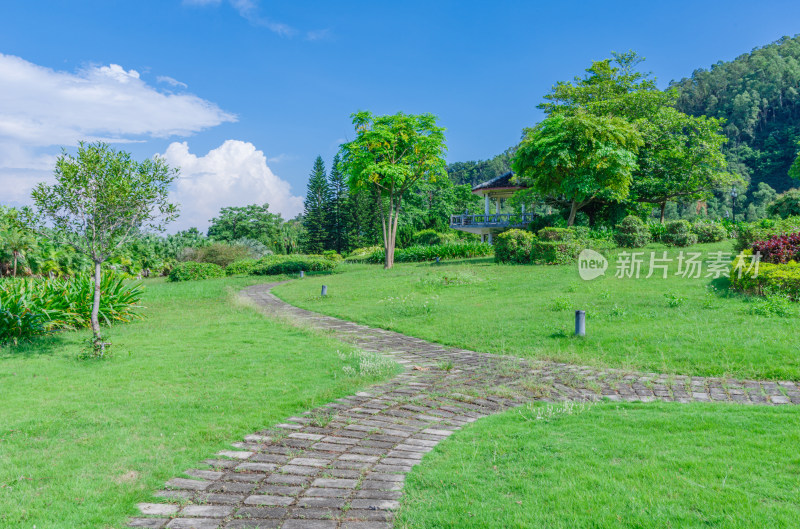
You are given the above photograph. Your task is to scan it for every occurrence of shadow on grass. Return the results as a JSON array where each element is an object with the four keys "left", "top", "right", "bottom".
[{"left": 0, "top": 334, "right": 71, "bottom": 359}]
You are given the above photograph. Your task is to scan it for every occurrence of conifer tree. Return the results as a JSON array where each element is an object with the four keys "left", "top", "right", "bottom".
[
  {"left": 327, "top": 154, "right": 349, "bottom": 253},
  {"left": 301, "top": 156, "right": 330, "bottom": 253}
]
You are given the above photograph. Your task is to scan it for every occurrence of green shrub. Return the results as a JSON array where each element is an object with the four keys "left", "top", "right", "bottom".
[
  {"left": 322, "top": 250, "right": 343, "bottom": 262},
  {"left": 615, "top": 216, "right": 651, "bottom": 248},
  {"left": 192, "top": 243, "right": 254, "bottom": 268},
  {"left": 529, "top": 213, "right": 567, "bottom": 232},
  {"left": 225, "top": 259, "right": 257, "bottom": 276},
  {"left": 251, "top": 255, "right": 337, "bottom": 275},
  {"left": 364, "top": 242, "right": 493, "bottom": 264},
  {"left": 531, "top": 239, "right": 582, "bottom": 265},
  {"left": 0, "top": 273, "right": 143, "bottom": 343},
  {"left": 735, "top": 216, "right": 800, "bottom": 252},
  {"left": 662, "top": 220, "right": 698, "bottom": 247},
  {"left": 768, "top": 189, "right": 800, "bottom": 219},
  {"left": 411, "top": 229, "right": 458, "bottom": 246},
  {"left": 692, "top": 220, "right": 728, "bottom": 243},
  {"left": 345, "top": 246, "right": 383, "bottom": 263},
  {"left": 168, "top": 261, "right": 225, "bottom": 282},
  {"left": 647, "top": 220, "right": 667, "bottom": 243},
  {"left": 730, "top": 252, "right": 800, "bottom": 300},
  {"left": 537, "top": 227, "right": 575, "bottom": 241},
  {"left": 495, "top": 229, "right": 535, "bottom": 264}
]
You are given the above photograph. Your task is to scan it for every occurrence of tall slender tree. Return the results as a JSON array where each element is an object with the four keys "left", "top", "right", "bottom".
[
  {"left": 301, "top": 156, "right": 330, "bottom": 254},
  {"left": 326, "top": 154, "right": 349, "bottom": 253}
]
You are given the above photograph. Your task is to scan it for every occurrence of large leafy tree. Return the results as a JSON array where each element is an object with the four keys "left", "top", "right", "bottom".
[
  {"left": 30, "top": 142, "right": 178, "bottom": 353},
  {"left": 302, "top": 156, "right": 330, "bottom": 254},
  {"left": 632, "top": 107, "right": 740, "bottom": 222},
  {"left": 340, "top": 111, "right": 447, "bottom": 269},
  {"left": 207, "top": 204, "right": 283, "bottom": 251},
  {"left": 512, "top": 111, "right": 642, "bottom": 226}
]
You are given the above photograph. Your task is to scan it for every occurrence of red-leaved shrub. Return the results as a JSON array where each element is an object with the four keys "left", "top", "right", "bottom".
[{"left": 752, "top": 232, "right": 800, "bottom": 264}]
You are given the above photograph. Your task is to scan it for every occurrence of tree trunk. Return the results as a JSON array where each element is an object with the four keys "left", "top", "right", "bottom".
[
  {"left": 91, "top": 260, "right": 103, "bottom": 342},
  {"left": 567, "top": 200, "right": 578, "bottom": 227},
  {"left": 12, "top": 252, "right": 18, "bottom": 278},
  {"left": 660, "top": 202, "right": 667, "bottom": 224}
]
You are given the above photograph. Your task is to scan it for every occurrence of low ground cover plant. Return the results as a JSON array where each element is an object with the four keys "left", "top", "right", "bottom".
[{"left": 0, "top": 273, "right": 142, "bottom": 343}]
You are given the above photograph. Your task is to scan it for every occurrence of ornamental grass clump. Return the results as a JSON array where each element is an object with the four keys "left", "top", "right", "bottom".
[{"left": 0, "top": 273, "right": 143, "bottom": 344}]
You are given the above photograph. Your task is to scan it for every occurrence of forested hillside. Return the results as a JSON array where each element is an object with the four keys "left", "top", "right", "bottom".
[
  {"left": 672, "top": 35, "right": 800, "bottom": 192},
  {"left": 453, "top": 36, "right": 800, "bottom": 196}
]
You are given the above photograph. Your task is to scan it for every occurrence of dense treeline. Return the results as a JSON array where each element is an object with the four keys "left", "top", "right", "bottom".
[
  {"left": 672, "top": 35, "right": 800, "bottom": 192},
  {"left": 300, "top": 153, "right": 480, "bottom": 254}
]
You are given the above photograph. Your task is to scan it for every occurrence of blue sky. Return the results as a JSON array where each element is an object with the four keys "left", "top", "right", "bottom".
[{"left": 2, "top": 0, "right": 799, "bottom": 230}]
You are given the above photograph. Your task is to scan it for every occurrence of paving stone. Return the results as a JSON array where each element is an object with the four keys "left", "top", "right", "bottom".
[
  {"left": 166, "top": 519, "right": 221, "bottom": 529},
  {"left": 180, "top": 505, "right": 234, "bottom": 517},
  {"left": 243, "top": 495, "right": 295, "bottom": 506},
  {"left": 128, "top": 519, "right": 169, "bottom": 528},
  {"left": 281, "top": 521, "right": 337, "bottom": 529},
  {"left": 138, "top": 503, "right": 180, "bottom": 515}
]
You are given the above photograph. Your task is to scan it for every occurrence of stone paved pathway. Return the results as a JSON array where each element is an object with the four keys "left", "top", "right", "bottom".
[{"left": 129, "top": 282, "right": 800, "bottom": 529}]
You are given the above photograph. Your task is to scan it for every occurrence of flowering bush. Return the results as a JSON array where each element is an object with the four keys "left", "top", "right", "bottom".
[
  {"left": 734, "top": 216, "right": 800, "bottom": 252},
  {"left": 751, "top": 232, "right": 800, "bottom": 264}
]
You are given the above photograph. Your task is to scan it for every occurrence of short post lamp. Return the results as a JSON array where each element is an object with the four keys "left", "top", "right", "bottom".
[
  {"left": 730, "top": 187, "right": 738, "bottom": 221},
  {"left": 299, "top": 270, "right": 304, "bottom": 278},
  {"left": 575, "top": 310, "right": 586, "bottom": 337},
  {"left": 321, "top": 285, "right": 327, "bottom": 296}
]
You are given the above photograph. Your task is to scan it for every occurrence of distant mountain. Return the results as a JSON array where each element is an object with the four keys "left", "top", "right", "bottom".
[{"left": 671, "top": 35, "right": 800, "bottom": 192}]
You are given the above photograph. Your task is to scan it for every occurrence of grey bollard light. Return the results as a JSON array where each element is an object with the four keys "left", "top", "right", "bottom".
[
  {"left": 575, "top": 310, "right": 586, "bottom": 337},
  {"left": 321, "top": 285, "right": 327, "bottom": 296},
  {"left": 299, "top": 270, "right": 304, "bottom": 278}
]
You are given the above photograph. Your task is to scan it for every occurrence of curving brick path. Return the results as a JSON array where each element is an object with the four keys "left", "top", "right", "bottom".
[{"left": 128, "top": 282, "right": 800, "bottom": 529}]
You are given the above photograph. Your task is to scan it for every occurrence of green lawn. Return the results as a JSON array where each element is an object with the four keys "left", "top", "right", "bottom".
[
  {"left": 274, "top": 241, "right": 800, "bottom": 380},
  {"left": 397, "top": 402, "right": 800, "bottom": 529},
  {"left": 0, "top": 277, "right": 396, "bottom": 529}
]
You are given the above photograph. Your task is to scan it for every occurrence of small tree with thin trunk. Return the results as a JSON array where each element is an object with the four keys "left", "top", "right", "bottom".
[
  {"left": 30, "top": 142, "right": 178, "bottom": 355},
  {"left": 340, "top": 111, "right": 447, "bottom": 269}
]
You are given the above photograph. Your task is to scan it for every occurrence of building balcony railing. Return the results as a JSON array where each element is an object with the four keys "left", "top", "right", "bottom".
[{"left": 449, "top": 212, "right": 535, "bottom": 229}]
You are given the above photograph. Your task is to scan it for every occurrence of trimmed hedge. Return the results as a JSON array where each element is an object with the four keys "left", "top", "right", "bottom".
[
  {"left": 532, "top": 239, "right": 582, "bottom": 265},
  {"left": 225, "top": 259, "right": 258, "bottom": 276},
  {"left": 495, "top": 229, "right": 535, "bottom": 264},
  {"left": 730, "top": 251, "right": 800, "bottom": 300},
  {"left": 251, "top": 255, "right": 337, "bottom": 275},
  {"left": 692, "top": 220, "right": 728, "bottom": 243},
  {"left": 168, "top": 261, "right": 225, "bottom": 282},
  {"left": 364, "top": 242, "right": 493, "bottom": 264},
  {"left": 537, "top": 227, "right": 575, "bottom": 241},
  {"left": 615, "top": 216, "right": 651, "bottom": 248},
  {"left": 662, "top": 220, "right": 698, "bottom": 247},
  {"left": 735, "top": 216, "right": 800, "bottom": 252}
]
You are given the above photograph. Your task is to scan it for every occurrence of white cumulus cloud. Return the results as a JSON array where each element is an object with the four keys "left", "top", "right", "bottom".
[
  {"left": 0, "top": 52, "right": 236, "bottom": 204},
  {"left": 160, "top": 140, "right": 304, "bottom": 232}
]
